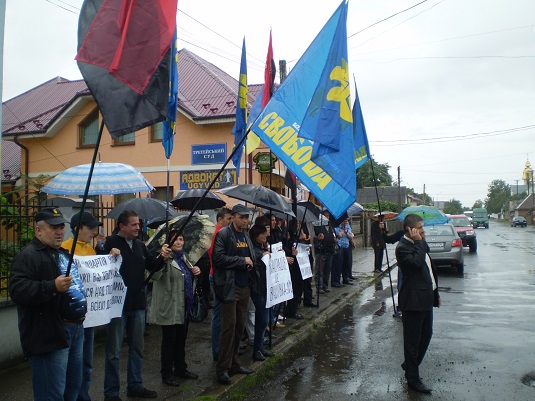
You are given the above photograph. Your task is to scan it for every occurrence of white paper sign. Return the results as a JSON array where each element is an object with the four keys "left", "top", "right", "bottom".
[
  {"left": 264, "top": 251, "right": 293, "bottom": 308},
  {"left": 270, "top": 242, "right": 283, "bottom": 253},
  {"left": 296, "top": 244, "right": 313, "bottom": 280},
  {"left": 74, "top": 254, "right": 127, "bottom": 328}
]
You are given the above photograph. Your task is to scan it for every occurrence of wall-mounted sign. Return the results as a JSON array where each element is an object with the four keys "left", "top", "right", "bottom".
[
  {"left": 191, "top": 143, "right": 227, "bottom": 165},
  {"left": 180, "top": 169, "right": 236, "bottom": 190},
  {"left": 253, "top": 152, "right": 277, "bottom": 173}
]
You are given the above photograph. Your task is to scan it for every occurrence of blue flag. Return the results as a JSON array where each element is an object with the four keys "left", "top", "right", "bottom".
[
  {"left": 231, "top": 38, "right": 248, "bottom": 177},
  {"left": 353, "top": 82, "right": 370, "bottom": 170},
  {"left": 250, "top": 1, "right": 354, "bottom": 218},
  {"left": 162, "top": 28, "right": 178, "bottom": 159}
]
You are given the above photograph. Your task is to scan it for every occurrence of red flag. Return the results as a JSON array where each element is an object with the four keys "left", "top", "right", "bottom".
[
  {"left": 76, "top": 0, "right": 178, "bottom": 95},
  {"left": 76, "top": 0, "right": 178, "bottom": 138},
  {"left": 262, "top": 30, "right": 276, "bottom": 108}
]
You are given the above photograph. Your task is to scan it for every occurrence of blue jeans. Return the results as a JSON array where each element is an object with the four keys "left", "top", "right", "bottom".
[
  {"left": 210, "top": 276, "right": 221, "bottom": 360},
  {"left": 250, "top": 292, "right": 269, "bottom": 353},
  {"left": 78, "top": 327, "right": 94, "bottom": 401},
  {"left": 104, "top": 310, "right": 146, "bottom": 398},
  {"left": 29, "top": 323, "right": 84, "bottom": 401}
]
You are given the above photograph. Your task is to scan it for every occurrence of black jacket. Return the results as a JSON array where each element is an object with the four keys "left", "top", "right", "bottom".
[
  {"left": 212, "top": 225, "right": 257, "bottom": 303},
  {"left": 395, "top": 236, "right": 440, "bottom": 312},
  {"left": 312, "top": 224, "right": 336, "bottom": 254},
  {"left": 9, "top": 237, "right": 68, "bottom": 356},
  {"left": 103, "top": 234, "right": 163, "bottom": 312}
]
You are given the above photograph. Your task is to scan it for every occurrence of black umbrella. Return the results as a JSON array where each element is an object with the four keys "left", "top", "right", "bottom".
[
  {"left": 218, "top": 184, "right": 295, "bottom": 217},
  {"left": 297, "top": 200, "right": 322, "bottom": 219},
  {"left": 171, "top": 189, "right": 226, "bottom": 210},
  {"left": 146, "top": 212, "right": 193, "bottom": 229},
  {"left": 105, "top": 197, "right": 179, "bottom": 220}
]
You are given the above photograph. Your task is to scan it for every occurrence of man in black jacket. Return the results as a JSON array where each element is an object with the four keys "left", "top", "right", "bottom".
[
  {"left": 10, "top": 207, "right": 86, "bottom": 401},
  {"left": 395, "top": 214, "right": 441, "bottom": 394},
  {"left": 102, "top": 210, "right": 171, "bottom": 401},
  {"left": 212, "top": 204, "right": 256, "bottom": 384}
]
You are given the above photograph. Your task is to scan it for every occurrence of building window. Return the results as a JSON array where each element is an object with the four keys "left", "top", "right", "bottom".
[
  {"left": 150, "top": 122, "right": 164, "bottom": 142},
  {"left": 112, "top": 132, "right": 135, "bottom": 146},
  {"left": 153, "top": 186, "right": 174, "bottom": 202},
  {"left": 79, "top": 109, "right": 99, "bottom": 148},
  {"left": 113, "top": 193, "right": 136, "bottom": 206}
]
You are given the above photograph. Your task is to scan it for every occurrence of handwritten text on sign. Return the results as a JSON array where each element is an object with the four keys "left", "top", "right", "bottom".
[
  {"left": 264, "top": 251, "right": 293, "bottom": 308},
  {"left": 74, "top": 254, "right": 126, "bottom": 328},
  {"left": 296, "top": 244, "right": 313, "bottom": 280}
]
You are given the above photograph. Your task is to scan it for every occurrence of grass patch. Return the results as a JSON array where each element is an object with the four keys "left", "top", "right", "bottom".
[{"left": 192, "top": 396, "right": 217, "bottom": 401}]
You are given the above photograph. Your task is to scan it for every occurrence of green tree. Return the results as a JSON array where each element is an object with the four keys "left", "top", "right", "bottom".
[
  {"left": 357, "top": 159, "right": 393, "bottom": 188},
  {"left": 443, "top": 198, "right": 463, "bottom": 214},
  {"left": 472, "top": 199, "right": 483, "bottom": 209},
  {"left": 484, "top": 179, "right": 511, "bottom": 214}
]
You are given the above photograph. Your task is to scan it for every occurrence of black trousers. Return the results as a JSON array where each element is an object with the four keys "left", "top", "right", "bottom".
[
  {"left": 402, "top": 310, "right": 433, "bottom": 384},
  {"left": 160, "top": 322, "right": 189, "bottom": 379},
  {"left": 286, "top": 263, "right": 304, "bottom": 316},
  {"left": 374, "top": 247, "right": 384, "bottom": 270}
]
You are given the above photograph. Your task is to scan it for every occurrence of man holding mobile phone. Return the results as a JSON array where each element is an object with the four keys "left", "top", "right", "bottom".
[{"left": 395, "top": 214, "right": 441, "bottom": 394}]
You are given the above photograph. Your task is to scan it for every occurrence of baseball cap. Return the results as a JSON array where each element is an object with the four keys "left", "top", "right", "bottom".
[
  {"left": 70, "top": 211, "right": 103, "bottom": 230},
  {"left": 35, "top": 208, "right": 68, "bottom": 225},
  {"left": 231, "top": 204, "right": 252, "bottom": 216}
]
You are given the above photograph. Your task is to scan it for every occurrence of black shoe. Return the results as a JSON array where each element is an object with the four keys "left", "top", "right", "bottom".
[
  {"left": 293, "top": 313, "right": 304, "bottom": 319},
  {"left": 342, "top": 281, "right": 353, "bottom": 285},
  {"left": 162, "top": 376, "right": 180, "bottom": 387},
  {"left": 348, "top": 276, "right": 356, "bottom": 280},
  {"left": 304, "top": 302, "right": 317, "bottom": 307},
  {"left": 408, "top": 380, "right": 432, "bottom": 394},
  {"left": 104, "top": 397, "right": 123, "bottom": 401},
  {"left": 230, "top": 366, "right": 255, "bottom": 375},
  {"left": 323, "top": 288, "right": 331, "bottom": 293},
  {"left": 126, "top": 387, "right": 157, "bottom": 398},
  {"left": 252, "top": 350, "right": 266, "bottom": 361},
  {"left": 401, "top": 362, "right": 406, "bottom": 371},
  {"left": 261, "top": 349, "right": 274, "bottom": 357},
  {"left": 332, "top": 283, "right": 342, "bottom": 288},
  {"left": 217, "top": 371, "right": 231, "bottom": 385},
  {"left": 177, "top": 370, "right": 198, "bottom": 380},
  {"left": 374, "top": 269, "right": 382, "bottom": 273}
]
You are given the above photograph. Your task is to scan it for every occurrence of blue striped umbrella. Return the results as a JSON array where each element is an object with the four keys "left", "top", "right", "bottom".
[{"left": 41, "top": 162, "right": 154, "bottom": 196}]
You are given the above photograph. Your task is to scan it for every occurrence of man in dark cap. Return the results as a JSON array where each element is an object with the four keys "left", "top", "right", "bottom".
[
  {"left": 212, "top": 204, "right": 256, "bottom": 384},
  {"left": 10, "top": 207, "right": 87, "bottom": 401},
  {"left": 62, "top": 211, "right": 119, "bottom": 401}
]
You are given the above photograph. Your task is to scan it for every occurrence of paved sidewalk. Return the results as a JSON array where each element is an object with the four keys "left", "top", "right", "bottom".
[{"left": 0, "top": 245, "right": 398, "bottom": 401}]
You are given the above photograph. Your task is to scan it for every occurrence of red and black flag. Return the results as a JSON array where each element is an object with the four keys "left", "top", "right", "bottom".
[{"left": 75, "top": 0, "right": 178, "bottom": 138}]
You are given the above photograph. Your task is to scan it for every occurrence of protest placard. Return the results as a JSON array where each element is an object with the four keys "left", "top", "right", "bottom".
[
  {"left": 74, "top": 254, "right": 126, "bottom": 328},
  {"left": 296, "top": 244, "right": 313, "bottom": 279},
  {"left": 264, "top": 251, "right": 293, "bottom": 308},
  {"left": 270, "top": 241, "right": 283, "bottom": 253}
]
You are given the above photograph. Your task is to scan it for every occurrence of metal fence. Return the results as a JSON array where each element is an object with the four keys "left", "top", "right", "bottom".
[{"left": 0, "top": 201, "right": 116, "bottom": 302}]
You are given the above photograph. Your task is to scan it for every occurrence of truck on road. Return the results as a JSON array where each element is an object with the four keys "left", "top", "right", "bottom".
[{"left": 472, "top": 207, "right": 489, "bottom": 228}]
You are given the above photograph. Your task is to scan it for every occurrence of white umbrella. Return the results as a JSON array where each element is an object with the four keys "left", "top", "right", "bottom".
[{"left": 41, "top": 162, "right": 154, "bottom": 196}]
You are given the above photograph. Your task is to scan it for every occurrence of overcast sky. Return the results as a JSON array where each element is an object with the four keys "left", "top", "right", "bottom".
[{"left": 3, "top": 0, "right": 535, "bottom": 207}]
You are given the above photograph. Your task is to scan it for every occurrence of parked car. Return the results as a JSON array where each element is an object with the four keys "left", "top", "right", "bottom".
[
  {"left": 448, "top": 214, "right": 477, "bottom": 252},
  {"left": 511, "top": 216, "right": 527, "bottom": 227},
  {"left": 425, "top": 224, "right": 464, "bottom": 274}
]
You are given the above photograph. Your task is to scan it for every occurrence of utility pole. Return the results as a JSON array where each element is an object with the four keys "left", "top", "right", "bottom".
[
  {"left": 397, "top": 166, "right": 401, "bottom": 212},
  {"left": 423, "top": 184, "right": 426, "bottom": 205}
]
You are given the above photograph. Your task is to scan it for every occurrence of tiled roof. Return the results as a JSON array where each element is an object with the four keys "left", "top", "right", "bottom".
[
  {"left": 2, "top": 49, "right": 262, "bottom": 138},
  {"left": 1, "top": 140, "right": 21, "bottom": 182},
  {"left": 177, "top": 49, "right": 260, "bottom": 120},
  {"left": 2, "top": 77, "right": 90, "bottom": 136}
]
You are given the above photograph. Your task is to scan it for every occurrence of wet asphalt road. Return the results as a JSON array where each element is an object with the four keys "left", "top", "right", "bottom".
[{"left": 246, "top": 222, "right": 535, "bottom": 401}]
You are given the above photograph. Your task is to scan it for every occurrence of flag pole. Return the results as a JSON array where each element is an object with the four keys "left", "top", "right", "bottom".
[
  {"left": 369, "top": 157, "right": 397, "bottom": 314},
  {"left": 65, "top": 119, "right": 105, "bottom": 276}
]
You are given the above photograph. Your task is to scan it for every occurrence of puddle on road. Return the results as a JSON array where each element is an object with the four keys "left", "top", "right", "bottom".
[{"left": 521, "top": 372, "right": 535, "bottom": 388}]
